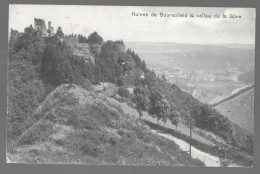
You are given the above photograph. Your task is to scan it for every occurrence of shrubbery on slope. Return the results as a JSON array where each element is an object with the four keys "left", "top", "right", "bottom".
[{"left": 8, "top": 84, "right": 204, "bottom": 166}]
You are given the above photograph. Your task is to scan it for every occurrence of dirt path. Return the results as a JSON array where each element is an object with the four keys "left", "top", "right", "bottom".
[
  {"left": 105, "top": 96, "right": 215, "bottom": 145},
  {"left": 104, "top": 96, "right": 243, "bottom": 167},
  {"left": 151, "top": 129, "right": 220, "bottom": 167},
  {"left": 151, "top": 130, "right": 241, "bottom": 167}
]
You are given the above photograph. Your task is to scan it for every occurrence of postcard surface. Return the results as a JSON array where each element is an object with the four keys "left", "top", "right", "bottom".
[{"left": 7, "top": 5, "right": 255, "bottom": 167}]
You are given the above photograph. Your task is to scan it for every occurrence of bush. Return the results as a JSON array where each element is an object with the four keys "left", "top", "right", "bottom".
[
  {"left": 58, "top": 92, "right": 79, "bottom": 107},
  {"left": 116, "top": 96, "right": 135, "bottom": 108},
  {"left": 99, "top": 133, "right": 119, "bottom": 146},
  {"left": 117, "top": 128, "right": 137, "bottom": 139},
  {"left": 62, "top": 107, "right": 99, "bottom": 130},
  {"left": 133, "top": 125, "right": 151, "bottom": 143},
  {"left": 117, "top": 87, "right": 130, "bottom": 98},
  {"left": 28, "top": 148, "right": 41, "bottom": 156},
  {"left": 108, "top": 109, "right": 121, "bottom": 120},
  {"left": 80, "top": 143, "right": 104, "bottom": 157},
  {"left": 111, "top": 155, "right": 124, "bottom": 165},
  {"left": 117, "top": 76, "right": 125, "bottom": 86},
  {"left": 54, "top": 139, "right": 65, "bottom": 146},
  {"left": 108, "top": 137, "right": 119, "bottom": 146},
  {"left": 18, "top": 120, "right": 53, "bottom": 145}
]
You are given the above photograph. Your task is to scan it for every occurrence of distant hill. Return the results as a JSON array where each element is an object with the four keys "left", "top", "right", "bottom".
[
  {"left": 125, "top": 42, "right": 254, "bottom": 72},
  {"left": 214, "top": 87, "right": 254, "bottom": 134}
]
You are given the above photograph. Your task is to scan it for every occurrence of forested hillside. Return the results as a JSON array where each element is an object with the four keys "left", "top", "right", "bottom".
[{"left": 7, "top": 24, "right": 253, "bottom": 163}]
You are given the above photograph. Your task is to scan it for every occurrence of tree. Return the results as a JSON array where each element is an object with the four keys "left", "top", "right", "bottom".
[
  {"left": 158, "top": 99, "right": 170, "bottom": 127},
  {"left": 149, "top": 89, "right": 170, "bottom": 125},
  {"left": 144, "top": 70, "right": 157, "bottom": 87},
  {"left": 118, "top": 87, "right": 130, "bottom": 98},
  {"left": 8, "top": 46, "right": 45, "bottom": 139},
  {"left": 56, "top": 26, "right": 64, "bottom": 38},
  {"left": 117, "top": 76, "right": 125, "bottom": 86},
  {"left": 169, "top": 110, "right": 180, "bottom": 130},
  {"left": 87, "top": 32, "right": 103, "bottom": 45},
  {"left": 161, "top": 75, "right": 167, "bottom": 82},
  {"left": 96, "top": 44, "right": 125, "bottom": 84},
  {"left": 141, "top": 60, "right": 147, "bottom": 71},
  {"left": 217, "top": 145, "right": 231, "bottom": 167},
  {"left": 41, "top": 42, "right": 72, "bottom": 86},
  {"left": 148, "top": 90, "right": 162, "bottom": 122},
  {"left": 193, "top": 104, "right": 233, "bottom": 141},
  {"left": 133, "top": 85, "right": 150, "bottom": 118},
  {"left": 117, "top": 52, "right": 135, "bottom": 71}
]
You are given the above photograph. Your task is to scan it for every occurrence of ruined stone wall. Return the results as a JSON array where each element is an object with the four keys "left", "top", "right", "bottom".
[
  {"left": 114, "top": 44, "right": 125, "bottom": 52},
  {"left": 64, "top": 35, "right": 95, "bottom": 64},
  {"left": 10, "top": 29, "right": 20, "bottom": 38}
]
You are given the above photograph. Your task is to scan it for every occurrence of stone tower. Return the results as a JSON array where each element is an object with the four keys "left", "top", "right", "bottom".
[
  {"left": 48, "top": 21, "right": 51, "bottom": 28},
  {"left": 47, "top": 21, "right": 54, "bottom": 36},
  {"left": 34, "top": 18, "right": 48, "bottom": 36}
]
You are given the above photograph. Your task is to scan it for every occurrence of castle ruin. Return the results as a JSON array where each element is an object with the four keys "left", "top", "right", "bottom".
[
  {"left": 34, "top": 18, "right": 54, "bottom": 37},
  {"left": 10, "top": 29, "right": 21, "bottom": 38},
  {"left": 48, "top": 21, "right": 55, "bottom": 36}
]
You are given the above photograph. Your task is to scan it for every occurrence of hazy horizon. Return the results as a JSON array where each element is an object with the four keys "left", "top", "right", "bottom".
[
  {"left": 124, "top": 42, "right": 255, "bottom": 50},
  {"left": 125, "top": 41, "right": 254, "bottom": 45}
]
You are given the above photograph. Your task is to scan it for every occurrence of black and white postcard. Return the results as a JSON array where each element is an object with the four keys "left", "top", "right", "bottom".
[{"left": 7, "top": 5, "right": 255, "bottom": 167}]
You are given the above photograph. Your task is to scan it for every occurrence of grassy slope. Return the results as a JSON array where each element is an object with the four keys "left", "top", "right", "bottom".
[
  {"left": 7, "top": 84, "right": 203, "bottom": 166},
  {"left": 214, "top": 87, "right": 254, "bottom": 134},
  {"left": 100, "top": 86, "right": 253, "bottom": 167}
]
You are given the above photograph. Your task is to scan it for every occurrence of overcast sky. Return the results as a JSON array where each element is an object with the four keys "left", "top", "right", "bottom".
[{"left": 9, "top": 5, "right": 255, "bottom": 44}]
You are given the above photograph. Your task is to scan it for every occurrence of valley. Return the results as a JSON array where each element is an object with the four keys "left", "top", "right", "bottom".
[{"left": 125, "top": 42, "right": 254, "bottom": 104}]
